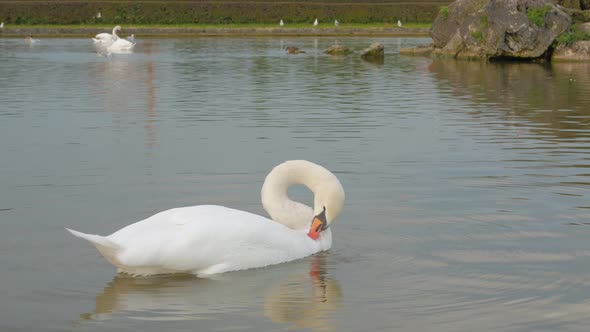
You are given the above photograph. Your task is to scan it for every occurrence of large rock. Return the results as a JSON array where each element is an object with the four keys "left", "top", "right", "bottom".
[
  {"left": 360, "top": 43, "right": 384, "bottom": 60},
  {"left": 557, "top": 0, "right": 582, "bottom": 10},
  {"left": 430, "top": 0, "right": 572, "bottom": 60},
  {"left": 324, "top": 44, "right": 352, "bottom": 56},
  {"left": 552, "top": 40, "right": 590, "bottom": 60},
  {"left": 400, "top": 44, "right": 434, "bottom": 56},
  {"left": 562, "top": 7, "right": 590, "bottom": 22},
  {"left": 579, "top": 22, "right": 590, "bottom": 33},
  {"left": 431, "top": 0, "right": 489, "bottom": 48}
]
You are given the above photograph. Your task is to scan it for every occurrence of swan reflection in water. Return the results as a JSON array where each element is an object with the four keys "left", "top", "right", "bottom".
[
  {"left": 264, "top": 255, "right": 342, "bottom": 330},
  {"left": 79, "top": 255, "right": 342, "bottom": 330}
]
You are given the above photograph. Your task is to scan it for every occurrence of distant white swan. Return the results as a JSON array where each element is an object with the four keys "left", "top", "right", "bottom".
[
  {"left": 334, "top": 19, "right": 339, "bottom": 26},
  {"left": 0, "top": 22, "right": 4, "bottom": 29},
  {"left": 279, "top": 19, "right": 284, "bottom": 27},
  {"left": 91, "top": 25, "right": 135, "bottom": 54},
  {"left": 108, "top": 37, "right": 135, "bottom": 54},
  {"left": 397, "top": 20, "right": 403, "bottom": 27},
  {"left": 92, "top": 25, "right": 122, "bottom": 47},
  {"left": 313, "top": 18, "right": 318, "bottom": 27},
  {"left": 66, "top": 160, "right": 345, "bottom": 277},
  {"left": 25, "top": 34, "right": 40, "bottom": 45}
]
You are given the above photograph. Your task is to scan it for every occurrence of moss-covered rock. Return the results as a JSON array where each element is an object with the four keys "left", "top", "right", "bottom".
[
  {"left": 360, "top": 42, "right": 384, "bottom": 59},
  {"left": 400, "top": 44, "right": 434, "bottom": 56},
  {"left": 324, "top": 44, "right": 352, "bottom": 55},
  {"left": 552, "top": 40, "right": 590, "bottom": 61},
  {"left": 556, "top": 0, "right": 582, "bottom": 10},
  {"left": 429, "top": 0, "right": 572, "bottom": 60}
]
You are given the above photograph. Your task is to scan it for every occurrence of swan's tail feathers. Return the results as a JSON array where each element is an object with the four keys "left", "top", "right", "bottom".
[{"left": 66, "top": 228, "right": 122, "bottom": 266}]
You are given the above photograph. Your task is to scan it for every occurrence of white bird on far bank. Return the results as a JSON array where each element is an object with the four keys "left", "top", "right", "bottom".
[
  {"left": 0, "top": 22, "right": 4, "bottom": 29},
  {"left": 280, "top": 19, "right": 284, "bottom": 26},
  {"left": 313, "top": 18, "right": 318, "bottom": 26},
  {"left": 397, "top": 19, "right": 402, "bottom": 27},
  {"left": 96, "top": 12, "right": 102, "bottom": 19},
  {"left": 334, "top": 19, "right": 339, "bottom": 26}
]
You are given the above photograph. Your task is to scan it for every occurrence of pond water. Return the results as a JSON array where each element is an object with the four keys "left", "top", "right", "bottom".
[{"left": 1, "top": 36, "right": 590, "bottom": 332}]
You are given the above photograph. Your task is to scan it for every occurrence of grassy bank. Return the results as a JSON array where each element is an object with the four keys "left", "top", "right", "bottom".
[
  {"left": 0, "top": 22, "right": 432, "bottom": 37},
  {"left": 0, "top": 1, "right": 448, "bottom": 25}
]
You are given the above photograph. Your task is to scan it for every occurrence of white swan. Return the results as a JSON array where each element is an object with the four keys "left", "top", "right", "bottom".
[
  {"left": 92, "top": 25, "right": 122, "bottom": 46},
  {"left": 107, "top": 37, "right": 135, "bottom": 53},
  {"left": 125, "top": 33, "right": 135, "bottom": 42},
  {"left": 397, "top": 19, "right": 403, "bottom": 27},
  {"left": 313, "top": 18, "right": 318, "bottom": 26},
  {"left": 279, "top": 19, "right": 284, "bottom": 27},
  {"left": 67, "top": 160, "right": 345, "bottom": 277},
  {"left": 25, "top": 34, "right": 40, "bottom": 45},
  {"left": 334, "top": 19, "right": 339, "bottom": 26}
]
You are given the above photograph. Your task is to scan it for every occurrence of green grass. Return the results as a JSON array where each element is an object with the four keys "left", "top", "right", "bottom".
[
  {"left": 556, "top": 30, "right": 590, "bottom": 46},
  {"left": 471, "top": 30, "right": 484, "bottom": 41},
  {"left": 527, "top": 5, "right": 551, "bottom": 28},
  {"left": 480, "top": 14, "right": 488, "bottom": 28},
  {"left": 6, "top": 22, "right": 433, "bottom": 29},
  {"left": 439, "top": 6, "right": 449, "bottom": 20},
  {"left": 0, "top": 1, "right": 443, "bottom": 25}
]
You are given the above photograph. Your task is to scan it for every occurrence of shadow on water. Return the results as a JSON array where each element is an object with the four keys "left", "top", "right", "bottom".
[{"left": 77, "top": 254, "right": 341, "bottom": 330}]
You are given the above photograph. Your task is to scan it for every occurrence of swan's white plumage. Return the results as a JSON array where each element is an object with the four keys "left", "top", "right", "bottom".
[
  {"left": 67, "top": 160, "right": 344, "bottom": 276},
  {"left": 93, "top": 26, "right": 121, "bottom": 47},
  {"left": 107, "top": 37, "right": 135, "bottom": 53},
  {"left": 92, "top": 25, "right": 136, "bottom": 54}
]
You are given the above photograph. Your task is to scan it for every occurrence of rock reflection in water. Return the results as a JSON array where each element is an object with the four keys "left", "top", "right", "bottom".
[{"left": 428, "top": 60, "right": 590, "bottom": 109}]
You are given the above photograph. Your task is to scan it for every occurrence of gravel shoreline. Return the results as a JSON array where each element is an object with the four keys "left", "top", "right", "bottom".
[{"left": 0, "top": 26, "right": 429, "bottom": 37}]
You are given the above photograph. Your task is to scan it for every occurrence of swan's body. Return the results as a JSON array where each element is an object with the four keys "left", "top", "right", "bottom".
[
  {"left": 92, "top": 25, "right": 123, "bottom": 47},
  {"left": 313, "top": 18, "right": 318, "bottom": 27},
  {"left": 107, "top": 37, "right": 135, "bottom": 53},
  {"left": 67, "top": 160, "right": 345, "bottom": 277},
  {"left": 25, "top": 35, "right": 39, "bottom": 45}
]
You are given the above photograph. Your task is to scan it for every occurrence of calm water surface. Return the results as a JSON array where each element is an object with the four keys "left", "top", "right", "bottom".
[{"left": 1, "top": 37, "right": 590, "bottom": 332}]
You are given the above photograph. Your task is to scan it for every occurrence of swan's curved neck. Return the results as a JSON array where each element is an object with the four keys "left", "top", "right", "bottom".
[
  {"left": 261, "top": 160, "right": 344, "bottom": 231},
  {"left": 112, "top": 26, "right": 120, "bottom": 39}
]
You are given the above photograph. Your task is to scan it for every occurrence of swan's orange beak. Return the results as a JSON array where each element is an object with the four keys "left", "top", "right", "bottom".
[
  {"left": 308, "top": 208, "right": 328, "bottom": 240},
  {"left": 308, "top": 217, "right": 324, "bottom": 240}
]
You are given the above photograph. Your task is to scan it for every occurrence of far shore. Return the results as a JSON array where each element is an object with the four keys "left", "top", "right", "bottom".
[{"left": 0, "top": 24, "right": 431, "bottom": 37}]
